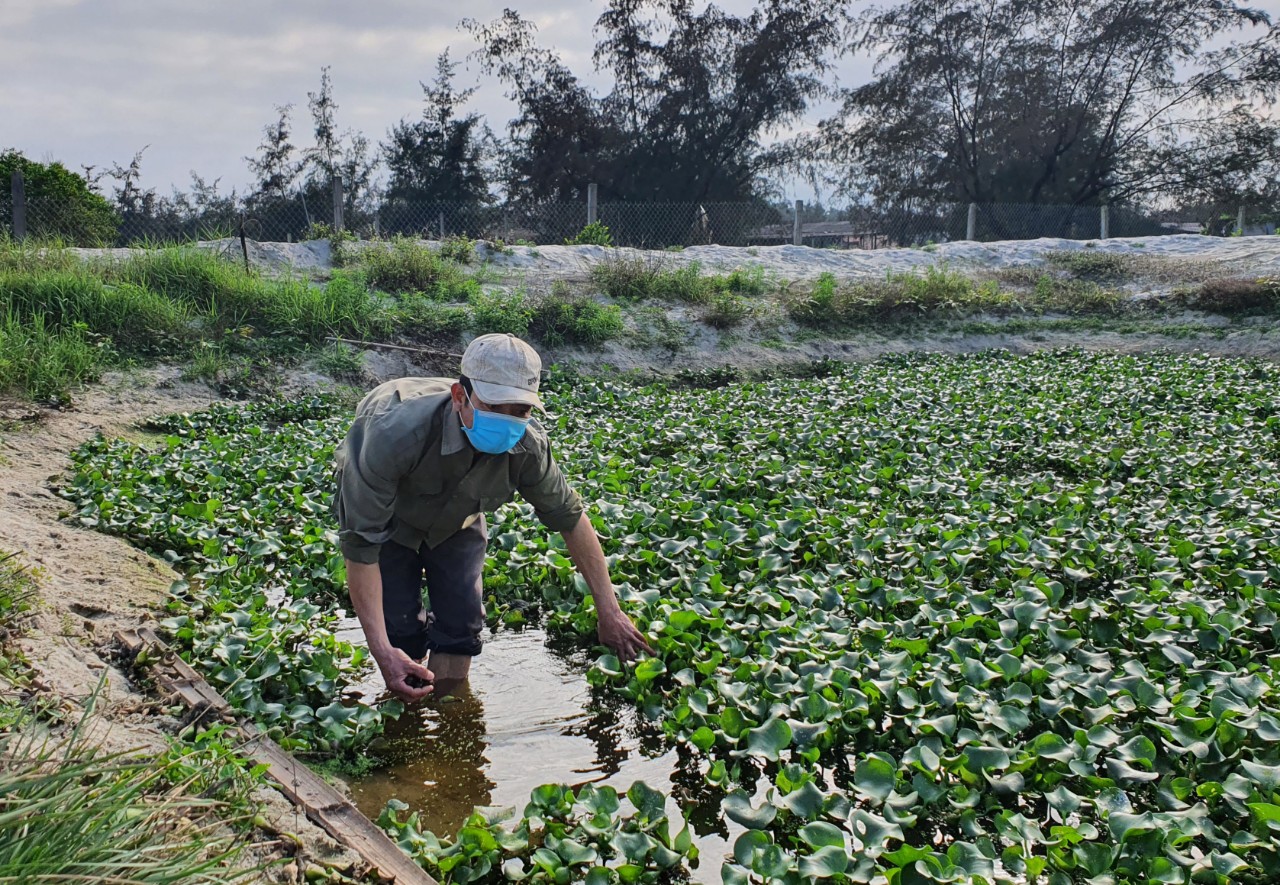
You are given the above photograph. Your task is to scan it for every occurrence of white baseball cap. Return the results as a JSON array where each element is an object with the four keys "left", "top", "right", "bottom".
[{"left": 461, "top": 333, "right": 544, "bottom": 411}]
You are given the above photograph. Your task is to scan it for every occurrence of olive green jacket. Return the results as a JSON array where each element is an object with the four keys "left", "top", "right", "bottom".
[{"left": 333, "top": 377, "right": 583, "bottom": 564}]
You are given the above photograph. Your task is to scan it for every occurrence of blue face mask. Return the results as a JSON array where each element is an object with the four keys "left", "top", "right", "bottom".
[{"left": 462, "top": 390, "right": 530, "bottom": 454}]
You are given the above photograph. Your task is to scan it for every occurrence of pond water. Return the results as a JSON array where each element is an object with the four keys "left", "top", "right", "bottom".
[{"left": 337, "top": 624, "right": 741, "bottom": 882}]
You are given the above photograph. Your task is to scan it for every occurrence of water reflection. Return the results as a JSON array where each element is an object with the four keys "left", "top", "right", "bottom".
[
  {"left": 341, "top": 625, "right": 738, "bottom": 883},
  {"left": 346, "top": 627, "right": 674, "bottom": 832}
]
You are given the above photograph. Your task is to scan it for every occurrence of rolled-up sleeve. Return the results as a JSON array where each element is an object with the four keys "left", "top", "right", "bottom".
[
  {"left": 334, "top": 418, "right": 413, "bottom": 564},
  {"left": 518, "top": 443, "right": 585, "bottom": 533}
]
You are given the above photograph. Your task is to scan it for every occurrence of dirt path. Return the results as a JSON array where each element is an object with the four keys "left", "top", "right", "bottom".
[{"left": 0, "top": 366, "right": 360, "bottom": 882}]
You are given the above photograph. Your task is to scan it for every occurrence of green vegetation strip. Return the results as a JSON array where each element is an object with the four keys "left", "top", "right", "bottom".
[
  {"left": 62, "top": 351, "right": 1280, "bottom": 884},
  {"left": 0, "top": 236, "right": 627, "bottom": 401},
  {"left": 0, "top": 548, "right": 264, "bottom": 882}
]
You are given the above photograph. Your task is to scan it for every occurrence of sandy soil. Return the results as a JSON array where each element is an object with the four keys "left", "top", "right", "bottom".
[{"left": 0, "top": 366, "right": 360, "bottom": 882}]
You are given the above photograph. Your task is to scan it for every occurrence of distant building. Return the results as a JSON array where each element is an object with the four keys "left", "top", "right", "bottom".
[{"left": 749, "top": 220, "right": 892, "bottom": 250}]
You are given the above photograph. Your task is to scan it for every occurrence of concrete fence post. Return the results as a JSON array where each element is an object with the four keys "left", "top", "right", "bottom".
[
  {"left": 1237, "top": 206, "right": 1246, "bottom": 237},
  {"left": 331, "top": 178, "right": 344, "bottom": 232},
  {"left": 966, "top": 203, "right": 977, "bottom": 241},
  {"left": 793, "top": 199, "right": 802, "bottom": 246},
  {"left": 1100, "top": 205, "right": 1110, "bottom": 240},
  {"left": 587, "top": 183, "right": 599, "bottom": 227},
  {"left": 438, "top": 211, "right": 445, "bottom": 239},
  {"left": 11, "top": 169, "right": 26, "bottom": 241}
]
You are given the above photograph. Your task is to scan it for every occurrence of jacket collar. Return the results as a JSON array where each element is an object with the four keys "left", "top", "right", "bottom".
[{"left": 441, "top": 403, "right": 468, "bottom": 456}]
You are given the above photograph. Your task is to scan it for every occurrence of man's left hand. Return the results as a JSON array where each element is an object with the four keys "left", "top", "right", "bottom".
[{"left": 598, "top": 610, "right": 654, "bottom": 662}]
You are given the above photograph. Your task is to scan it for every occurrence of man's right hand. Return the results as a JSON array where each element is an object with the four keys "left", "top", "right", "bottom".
[{"left": 377, "top": 648, "right": 435, "bottom": 702}]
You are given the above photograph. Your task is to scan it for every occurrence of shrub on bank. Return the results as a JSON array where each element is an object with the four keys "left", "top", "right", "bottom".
[
  {"left": 358, "top": 236, "right": 477, "bottom": 300},
  {"left": 0, "top": 313, "right": 103, "bottom": 402},
  {"left": 786, "top": 266, "right": 1128, "bottom": 326},
  {"left": 529, "top": 284, "right": 624, "bottom": 347},
  {"left": 1182, "top": 278, "right": 1280, "bottom": 314},
  {"left": 469, "top": 289, "right": 533, "bottom": 336},
  {"left": 591, "top": 256, "right": 772, "bottom": 305}
]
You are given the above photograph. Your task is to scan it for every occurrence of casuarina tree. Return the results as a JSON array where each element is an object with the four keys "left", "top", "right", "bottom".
[{"left": 817, "top": 0, "right": 1280, "bottom": 213}]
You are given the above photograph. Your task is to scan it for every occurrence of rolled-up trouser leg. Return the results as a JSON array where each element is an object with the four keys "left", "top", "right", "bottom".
[
  {"left": 377, "top": 540, "right": 431, "bottom": 660},
  {"left": 421, "top": 515, "right": 488, "bottom": 656}
]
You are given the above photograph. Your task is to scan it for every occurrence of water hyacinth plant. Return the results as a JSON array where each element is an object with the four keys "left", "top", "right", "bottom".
[{"left": 62, "top": 350, "right": 1280, "bottom": 883}]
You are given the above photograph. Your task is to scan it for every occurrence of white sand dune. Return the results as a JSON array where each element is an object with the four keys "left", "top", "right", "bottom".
[
  {"left": 68, "top": 233, "right": 1278, "bottom": 280},
  {"left": 476, "top": 234, "right": 1280, "bottom": 280}
]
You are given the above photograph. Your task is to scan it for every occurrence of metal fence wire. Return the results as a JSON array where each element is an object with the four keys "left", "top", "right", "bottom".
[{"left": 0, "top": 186, "right": 1268, "bottom": 250}]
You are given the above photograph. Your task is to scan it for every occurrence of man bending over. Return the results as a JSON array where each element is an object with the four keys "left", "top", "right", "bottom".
[{"left": 333, "top": 333, "right": 651, "bottom": 701}]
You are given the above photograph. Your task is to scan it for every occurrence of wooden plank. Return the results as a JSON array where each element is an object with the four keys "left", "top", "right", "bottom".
[
  {"left": 118, "top": 628, "right": 438, "bottom": 885},
  {"left": 241, "top": 733, "right": 434, "bottom": 884}
]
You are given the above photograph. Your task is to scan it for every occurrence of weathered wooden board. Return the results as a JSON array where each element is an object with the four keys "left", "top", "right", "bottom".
[{"left": 116, "top": 628, "right": 437, "bottom": 885}]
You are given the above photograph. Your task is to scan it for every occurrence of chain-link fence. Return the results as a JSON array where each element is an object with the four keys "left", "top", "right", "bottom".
[{"left": 1, "top": 173, "right": 1271, "bottom": 250}]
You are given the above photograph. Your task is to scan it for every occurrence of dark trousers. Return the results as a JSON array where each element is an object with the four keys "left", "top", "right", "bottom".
[{"left": 378, "top": 516, "right": 487, "bottom": 660}]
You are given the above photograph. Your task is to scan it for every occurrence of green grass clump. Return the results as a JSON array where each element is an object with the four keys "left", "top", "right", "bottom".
[
  {"left": 566, "top": 221, "right": 614, "bottom": 247},
  {"left": 0, "top": 550, "right": 37, "bottom": 642},
  {"left": 787, "top": 266, "right": 1003, "bottom": 326},
  {"left": 439, "top": 235, "right": 476, "bottom": 264},
  {"left": 0, "top": 313, "right": 104, "bottom": 401},
  {"left": 702, "top": 290, "right": 751, "bottom": 329},
  {"left": 106, "top": 246, "right": 242, "bottom": 312},
  {"left": 0, "top": 240, "right": 482, "bottom": 401},
  {"left": 0, "top": 270, "right": 191, "bottom": 354},
  {"left": 1181, "top": 277, "right": 1280, "bottom": 315},
  {"left": 722, "top": 265, "right": 767, "bottom": 298},
  {"left": 788, "top": 267, "right": 1130, "bottom": 327},
  {"left": 312, "top": 340, "right": 365, "bottom": 380},
  {"left": 104, "top": 247, "right": 390, "bottom": 342},
  {"left": 469, "top": 289, "right": 533, "bottom": 336},
  {"left": 359, "top": 237, "right": 478, "bottom": 300},
  {"left": 0, "top": 550, "right": 38, "bottom": 730},
  {"left": 591, "top": 255, "right": 667, "bottom": 302},
  {"left": 0, "top": 235, "right": 81, "bottom": 274},
  {"left": 394, "top": 297, "right": 471, "bottom": 340},
  {"left": 0, "top": 709, "right": 260, "bottom": 882},
  {"left": 529, "top": 284, "right": 624, "bottom": 347},
  {"left": 0, "top": 554, "right": 257, "bottom": 881},
  {"left": 1044, "top": 250, "right": 1133, "bottom": 279},
  {"left": 592, "top": 256, "right": 770, "bottom": 307},
  {"left": 629, "top": 306, "right": 692, "bottom": 352}
]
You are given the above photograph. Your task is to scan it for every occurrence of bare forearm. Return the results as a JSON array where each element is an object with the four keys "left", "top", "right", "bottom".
[
  {"left": 345, "top": 560, "right": 395, "bottom": 661},
  {"left": 562, "top": 512, "right": 622, "bottom": 617},
  {"left": 346, "top": 558, "right": 434, "bottom": 700},
  {"left": 562, "top": 512, "right": 652, "bottom": 660}
]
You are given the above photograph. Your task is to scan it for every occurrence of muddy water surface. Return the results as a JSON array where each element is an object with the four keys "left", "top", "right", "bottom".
[{"left": 340, "top": 625, "right": 739, "bottom": 882}]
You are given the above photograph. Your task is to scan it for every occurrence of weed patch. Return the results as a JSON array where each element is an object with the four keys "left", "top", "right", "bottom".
[
  {"left": 1044, "top": 249, "right": 1133, "bottom": 279},
  {"left": 702, "top": 290, "right": 751, "bottom": 328},
  {"left": 628, "top": 306, "right": 692, "bottom": 352},
  {"left": 592, "top": 256, "right": 771, "bottom": 306},
  {"left": 439, "top": 235, "right": 476, "bottom": 264},
  {"left": 0, "top": 236, "right": 81, "bottom": 274},
  {"left": 469, "top": 289, "right": 533, "bottom": 336},
  {"left": 788, "top": 267, "right": 1129, "bottom": 327},
  {"left": 566, "top": 221, "right": 613, "bottom": 246},
  {"left": 312, "top": 340, "right": 365, "bottom": 380},
  {"left": 0, "top": 702, "right": 262, "bottom": 882},
  {"left": 0, "top": 313, "right": 104, "bottom": 402},
  {"left": 528, "top": 284, "right": 624, "bottom": 347},
  {"left": 1181, "top": 277, "right": 1280, "bottom": 315},
  {"left": 358, "top": 237, "right": 478, "bottom": 299}
]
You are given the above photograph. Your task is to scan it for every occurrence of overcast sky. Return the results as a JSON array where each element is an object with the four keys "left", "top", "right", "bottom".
[{"left": 4, "top": 0, "right": 1278, "bottom": 204}]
